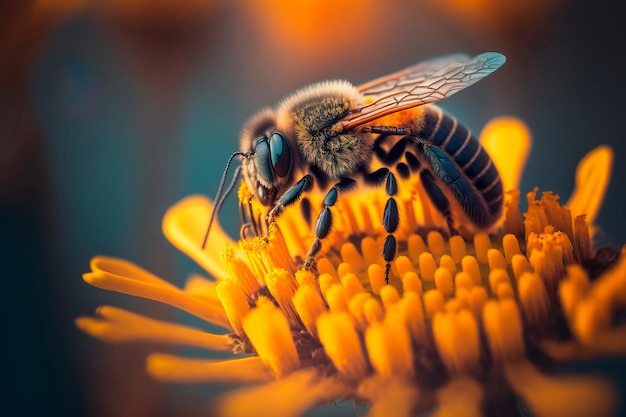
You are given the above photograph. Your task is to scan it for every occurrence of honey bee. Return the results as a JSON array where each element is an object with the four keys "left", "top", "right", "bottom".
[{"left": 203, "top": 52, "right": 506, "bottom": 281}]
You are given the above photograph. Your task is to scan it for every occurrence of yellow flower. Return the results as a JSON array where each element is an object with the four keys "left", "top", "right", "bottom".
[{"left": 77, "top": 117, "right": 625, "bottom": 417}]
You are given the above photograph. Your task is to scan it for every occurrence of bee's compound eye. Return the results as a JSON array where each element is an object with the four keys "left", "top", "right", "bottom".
[
  {"left": 254, "top": 137, "right": 274, "bottom": 183},
  {"left": 256, "top": 184, "right": 275, "bottom": 206},
  {"left": 269, "top": 132, "right": 292, "bottom": 178}
]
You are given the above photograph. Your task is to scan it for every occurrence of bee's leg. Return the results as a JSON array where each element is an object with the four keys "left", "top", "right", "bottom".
[
  {"left": 239, "top": 194, "right": 260, "bottom": 239},
  {"left": 419, "top": 168, "right": 458, "bottom": 237},
  {"left": 266, "top": 174, "right": 314, "bottom": 225},
  {"left": 302, "top": 178, "right": 357, "bottom": 271},
  {"left": 381, "top": 171, "right": 399, "bottom": 283},
  {"left": 361, "top": 167, "right": 399, "bottom": 284},
  {"left": 300, "top": 197, "right": 312, "bottom": 226},
  {"left": 372, "top": 134, "right": 408, "bottom": 166}
]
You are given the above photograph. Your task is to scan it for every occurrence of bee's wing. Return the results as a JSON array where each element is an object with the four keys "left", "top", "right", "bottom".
[{"left": 341, "top": 52, "right": 505, "bottom": 130}]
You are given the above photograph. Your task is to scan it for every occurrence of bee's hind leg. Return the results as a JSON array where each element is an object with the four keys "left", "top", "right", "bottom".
[
  {"left": 419, "top": 168, "right": 458, "bottom": 237},
  {"left": 302, "top": 178, "right": 357, "bottom": 271}
]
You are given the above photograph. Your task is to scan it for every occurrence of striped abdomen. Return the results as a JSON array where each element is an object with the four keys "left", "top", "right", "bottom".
[{"left": 416, "top": 105, "right": 503, "bottom": 228}]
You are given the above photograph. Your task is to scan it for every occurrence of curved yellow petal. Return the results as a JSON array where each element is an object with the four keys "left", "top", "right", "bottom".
[
  {"left": 566, "top": 145, "right": 613, "bottom": 224},
  {"left": 84, "top": 256, "right": 230, "bottom": 329},
  {"left": 162, "top": 195, "right": 235, "bottom": 280},
  {"left": 505, "top": 360, "right": 616, "bottom": 417},
  {"left": 433, "top": 377, "right": 483, "bottom": 417},
  {"left": 76, "top": 305, "right": 231, "bottom": 350},
  {"left": 479, "top": 116, "right": 532, "bottom": 192},
  {"left": 183, "top": 273, "right": 220, "bottom": 304},
  {"left": 357, "top": 375, "right": 419, "bottom": 417},
  {"left": 147, "top": 355, "right": 272, "bottom": 384},
  {"left": 216, "top": 368, "right": 347, "bottom": 417}
]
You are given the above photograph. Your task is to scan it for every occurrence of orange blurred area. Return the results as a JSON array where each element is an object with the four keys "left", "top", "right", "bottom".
[
  {"left": 424, "top": 0, "right": 566, "bottom": 41},
  {"left": 245, "top": 0, "right": 381, "bottom": 56}
]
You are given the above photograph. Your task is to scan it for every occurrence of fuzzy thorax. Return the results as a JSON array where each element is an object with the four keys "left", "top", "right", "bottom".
[{"left": 276, "top": 80, "right": 372, "bottom": 179}]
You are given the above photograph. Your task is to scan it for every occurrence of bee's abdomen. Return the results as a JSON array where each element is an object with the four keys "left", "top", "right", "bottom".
[{"left": 417, "top": 106, "right": 503, "bottom": 228}]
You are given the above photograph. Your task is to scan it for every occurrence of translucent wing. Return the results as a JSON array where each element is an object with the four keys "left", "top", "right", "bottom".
[{"left": 341, "top": 52, "right": 506, "bottom": 130}]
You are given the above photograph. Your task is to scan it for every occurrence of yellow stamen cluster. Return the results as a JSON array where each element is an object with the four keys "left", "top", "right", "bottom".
[{"left": 210, "top": 177, "right": 624, "bottom": 416}]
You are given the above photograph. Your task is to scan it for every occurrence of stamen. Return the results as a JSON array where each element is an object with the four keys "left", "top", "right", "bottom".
[
  {"left": 341, "top": 242, "right": 367, "bottom": 274},
  {"left": 265, "top": 269, "right": 300, "bottom": 328},
  {"left": 368, "top": 264, "right": 386, "bottom": 294},
  {"left": 517, "top": 272, "right": 551, "bottom": 327},
  {"left": 216, "top": 279, "right": 252, "bottom": 337},
  {"left": 473, "top": 232, "right": 491, "bottom": 263},
  {"left": 432, "top": 309, "right": 480, "bottom": 374},
  {"left": 401, "top": 271, "right": 422, "bottom": 295},
  {"left": 461, "top": 255, "right": 482, "bottom": 286},
  {"left": 487, "top": 248, "right": 507, "bottom": 271},
  {"left": 439, "top": 254, "right": 457, "bottom": 275},
  {"left": 424, "top": 289, "right": 445, "bottom": 319},
  {"left": 504, "top": 190, "right": 525, "bottom": 238},
  {"left": 511, "top": 253, "right": 533, "bottom": 280},
  {"left": 317, "top": 312, "right": 369, "bottom": 381},
  {"left": 319, "top": 272, "right": 341, "bottom": 296},
  {"left": 362, "top": 236, "right": 383, "bottom": 265},
  {"left": 427, "top": 231, "right": 446, "bottom": 257},
  {"left": 396, "top": 292, "right": 427, "bottom": 344},
  {"left": 408, "top": 234, "right": 427, "bottom": 261},
  {"left": 395, "top": 255, "right": 413, "bottom": 278},
  {"left": 325, "top": 284, "right": 350, "bottom": 313},
  {"left": 365, "top": 312, "right": 414, "bottom": 380},
  {"left": 243, "top": 297, "right": 300, "bottom": 377},
  {"left": 380, "top": 285, "right": 401, "bottom": 310},
  {"left": 449, "top": 235, "right": 467, "bottom": 264},
  {"left": 454, "top": 271, "right": 474, "bottom": 290},
  {"left": 221, "top": 245, "right": 261, "bottom": 296},
  {"left": 502, "top": 234, "right": 522, "bottom": 264},
  {"left": 293, "top": 282, "right": 326, "bottom": 337},
  {"left": 434, "top": 267, "right": 454, "bottom": 297},
  {"left": 341, "top": 273, "right": 366, "bottom": 297},
  {"left": 483, "top": 299, "right": 525, "bottom": 363},
  {"left": 419, "top": 252, "right": 437, "bottom": 281}
]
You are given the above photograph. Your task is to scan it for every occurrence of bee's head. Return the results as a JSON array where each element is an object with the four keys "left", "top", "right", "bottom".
[{"left": 240, "top": 108, "right": 294, "bottom": 206}]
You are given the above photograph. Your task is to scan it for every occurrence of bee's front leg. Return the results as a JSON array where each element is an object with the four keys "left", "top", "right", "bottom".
[
  {"left": 302, "top": 178, "right": 357, "bottom": 271},
  {"left": 266, "top": 174, "right": 314, "bottom": 226}
]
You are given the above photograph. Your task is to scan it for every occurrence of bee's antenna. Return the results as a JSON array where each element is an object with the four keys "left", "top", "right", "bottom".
[{"left": 202, "top": 151, "right": 248, "bottom": 249}]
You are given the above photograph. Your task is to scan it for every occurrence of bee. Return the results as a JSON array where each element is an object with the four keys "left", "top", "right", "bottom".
[{"left": 203, "top": 52, "right": 506, "bottom": 282}]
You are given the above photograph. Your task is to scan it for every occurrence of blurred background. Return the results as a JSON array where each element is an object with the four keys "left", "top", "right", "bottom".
[{"left": 1, "top": 0, "right": 624, "bottom": 416}]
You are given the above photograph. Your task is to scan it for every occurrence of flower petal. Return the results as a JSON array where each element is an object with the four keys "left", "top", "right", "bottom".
[
  {"left": 433, "top": 377, "right": 483, "bottom": 417},
  {"left": 479, "top": 116, "right": 532, "bottom": 193},
  {"left": 566, "top": 145, "right": 613, "bottom": 224},
  {"left": 216, "top": 368, "right": 347, "bottom": 417},
  {"left": 76, "top": 305, "right": 231, "bottom": 350},
  {"left": 183, "top": 273, "right": 221, "bottom": 304},
  {"left": 84, "top": 256, "right": 230, "bottom": 329},
  {"left": 505, "top": 360, "right": 616, "bottom": 417},
  {"left": 358, "top": 375, "right": 420, "bottom": 417},
  {"left": 162, "top": 195, "right": 235, "bottom": 280},
  {"left": 147, "top": 355, "right": 272, "bottom": 384}
]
